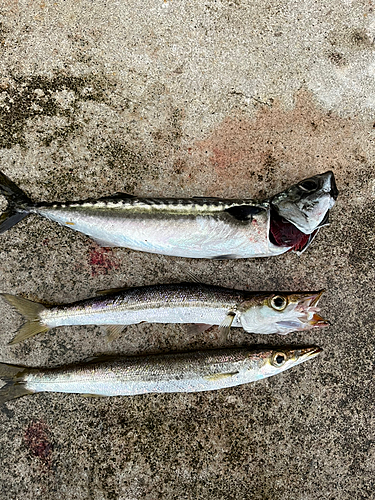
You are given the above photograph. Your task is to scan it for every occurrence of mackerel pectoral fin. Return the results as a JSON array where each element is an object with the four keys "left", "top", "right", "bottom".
[
  {"left": 225, "top": 205, "right": 264, "bottom": 221},
  {"left": 104, "top": 325, "right": 126, "bottom": 342},
  {"left": 219, "top": 312, "right": 236, "bottom": 336},
  {"left": 204, "top": 371, "right": 239, "bottom": 382},
  {"left": 1, "top": 294, "right": 50, "bottom": 344}
]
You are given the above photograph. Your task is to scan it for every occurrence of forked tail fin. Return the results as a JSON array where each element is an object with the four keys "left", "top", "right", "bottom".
[
  {"left": 1, "top": 293, "right": 50, "bottom": 344},
  {"left": 0, "top": 170, "right": 32, "bottom": 234},
  {"left": 0, "top": 362, "right": 33, "bottom": 403}
]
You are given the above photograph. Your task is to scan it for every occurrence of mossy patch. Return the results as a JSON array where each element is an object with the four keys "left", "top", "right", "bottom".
[{"left": 0, "top": 73, "right": 112, "bottom": 148}]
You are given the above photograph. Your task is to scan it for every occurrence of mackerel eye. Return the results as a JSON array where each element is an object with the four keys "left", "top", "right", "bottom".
[
  {"left": 299, "top": 179, "right": 318, "bottom": 192},
  {"left": 272, "top": 352, "right": 287, "bottom": 367},
  {"left": 270, "top": 295, "right": 288, "bottom": 311}
]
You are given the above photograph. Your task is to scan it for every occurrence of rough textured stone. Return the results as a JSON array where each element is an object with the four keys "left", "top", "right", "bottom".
[{"left": 0, "top": 1, "right": 374, "bottom": 499}]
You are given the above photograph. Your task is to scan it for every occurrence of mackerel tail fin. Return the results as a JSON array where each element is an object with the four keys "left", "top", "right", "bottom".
[
  {"left": 0, "top": 362, "right": 33, "bottom": 403},
  {"left": 0, "top": 170, "right": 32, "bottom": 234},
  {"left": 1, "top": 294, "right": 50, "bottom": 344}
]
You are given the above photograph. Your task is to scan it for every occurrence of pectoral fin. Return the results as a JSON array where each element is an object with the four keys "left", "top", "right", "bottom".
[{"left": 219, "top": 312, "right": 236, "bottom": 336}]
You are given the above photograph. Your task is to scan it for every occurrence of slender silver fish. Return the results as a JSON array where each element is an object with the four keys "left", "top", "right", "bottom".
[
  {"left": 0, "top": 170, "right": 338, "bottom": 259},
  {"left": 1, "top": 284, "right": 328, "bottom": 344},
  {"left": 0, "top": 346, "right": 322, "bottom": 402}
]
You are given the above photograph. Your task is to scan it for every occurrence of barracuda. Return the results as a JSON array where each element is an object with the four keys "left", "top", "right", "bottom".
[
  {"left": 0, "top": 346, "right": 322, "bottom": 402},
  {"left": 1, "top": 283, "right": 328, "bottom": 344},
  {"left": 0, "top": 170, "right": 338, "bottom": 259}
]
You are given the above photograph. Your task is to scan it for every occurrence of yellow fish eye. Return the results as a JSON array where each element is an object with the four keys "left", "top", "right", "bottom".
[
  {"left": 272, "top": 352, "right": 287, "bottom": 367},
  {"left": 270, "top": 295, "right": 288, "bottom": 311}
]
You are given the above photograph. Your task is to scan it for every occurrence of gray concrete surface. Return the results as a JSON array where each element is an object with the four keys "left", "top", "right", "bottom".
[{"left": 0, "top": 0, "right": 374, "bottom": 498}]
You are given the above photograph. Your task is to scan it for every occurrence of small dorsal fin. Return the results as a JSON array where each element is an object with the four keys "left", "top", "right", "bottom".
[
  {"left": 225, "top": 205, "right": 264, "bottom": 221},
  {"left": 97, "top": 192, "right": 136, "bottom": 202}
]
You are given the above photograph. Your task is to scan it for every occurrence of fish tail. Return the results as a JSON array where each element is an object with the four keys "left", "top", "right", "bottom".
[
  {"left": 1, "top": 293, "right": 50, "bottom": 344},
  {"left": 0, "top": 170, "right": 32, "bottom": 234},
  {"left": 0, "top": 362, "right": 33, "bottom": 403}
]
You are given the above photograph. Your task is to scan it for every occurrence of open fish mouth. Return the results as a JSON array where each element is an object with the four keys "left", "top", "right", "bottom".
[
  {"left": 296, "top": 290, "right": 329, "bottom": 329},
  {"left": 275, "top": 290, "right": 329, "bottom": 333}
]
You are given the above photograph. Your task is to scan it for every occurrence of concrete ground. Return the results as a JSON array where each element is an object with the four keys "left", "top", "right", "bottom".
[{"left": 0, "top": 0, "right": 374, "bottom": 498}]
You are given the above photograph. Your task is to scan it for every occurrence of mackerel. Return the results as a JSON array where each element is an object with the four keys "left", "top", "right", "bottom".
[{"left": 0, "top": 171, "right": 338, "bottom": 259}]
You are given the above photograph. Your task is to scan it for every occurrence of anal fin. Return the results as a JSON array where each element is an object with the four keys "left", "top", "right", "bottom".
[
  {"left": 104, "top": 325, "right": 126, "bottom": 342},
  {"left": 186, "top": 324, "right": 212, "bottom": 335}
]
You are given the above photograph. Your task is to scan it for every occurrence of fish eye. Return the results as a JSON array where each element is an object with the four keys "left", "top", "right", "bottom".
[
  {"left": 270, "top": 295, "right": 288, "bottom": 311},
  {"left": 272, "top": 352, "right": 287, "bottom": 367},
  {"left": 299, "top": 179, "right": 318, "bottom": 192}
]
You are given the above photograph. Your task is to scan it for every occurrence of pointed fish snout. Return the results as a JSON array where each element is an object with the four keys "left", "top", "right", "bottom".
[
  {"left": 308, "top": 289, "right": 325, "bottom": 307},
  {"left": 299, "top": 346, "right": 323, "bottom": 359}
]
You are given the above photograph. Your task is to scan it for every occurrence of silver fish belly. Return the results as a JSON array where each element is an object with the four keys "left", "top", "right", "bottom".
[{"left": 0, "top": 346, "right": 321, "bottom": 400}]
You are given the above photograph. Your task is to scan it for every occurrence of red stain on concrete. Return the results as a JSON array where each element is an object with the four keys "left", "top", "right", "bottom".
[
  {"left": 88, "top": 245, "right": 120, "bottom": 277},
  {"left": 24, "top": 421, "right": 53, "bottom": 470},
  {"left": 197, "top": 90, "right": 370, "bottom": 199}
]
